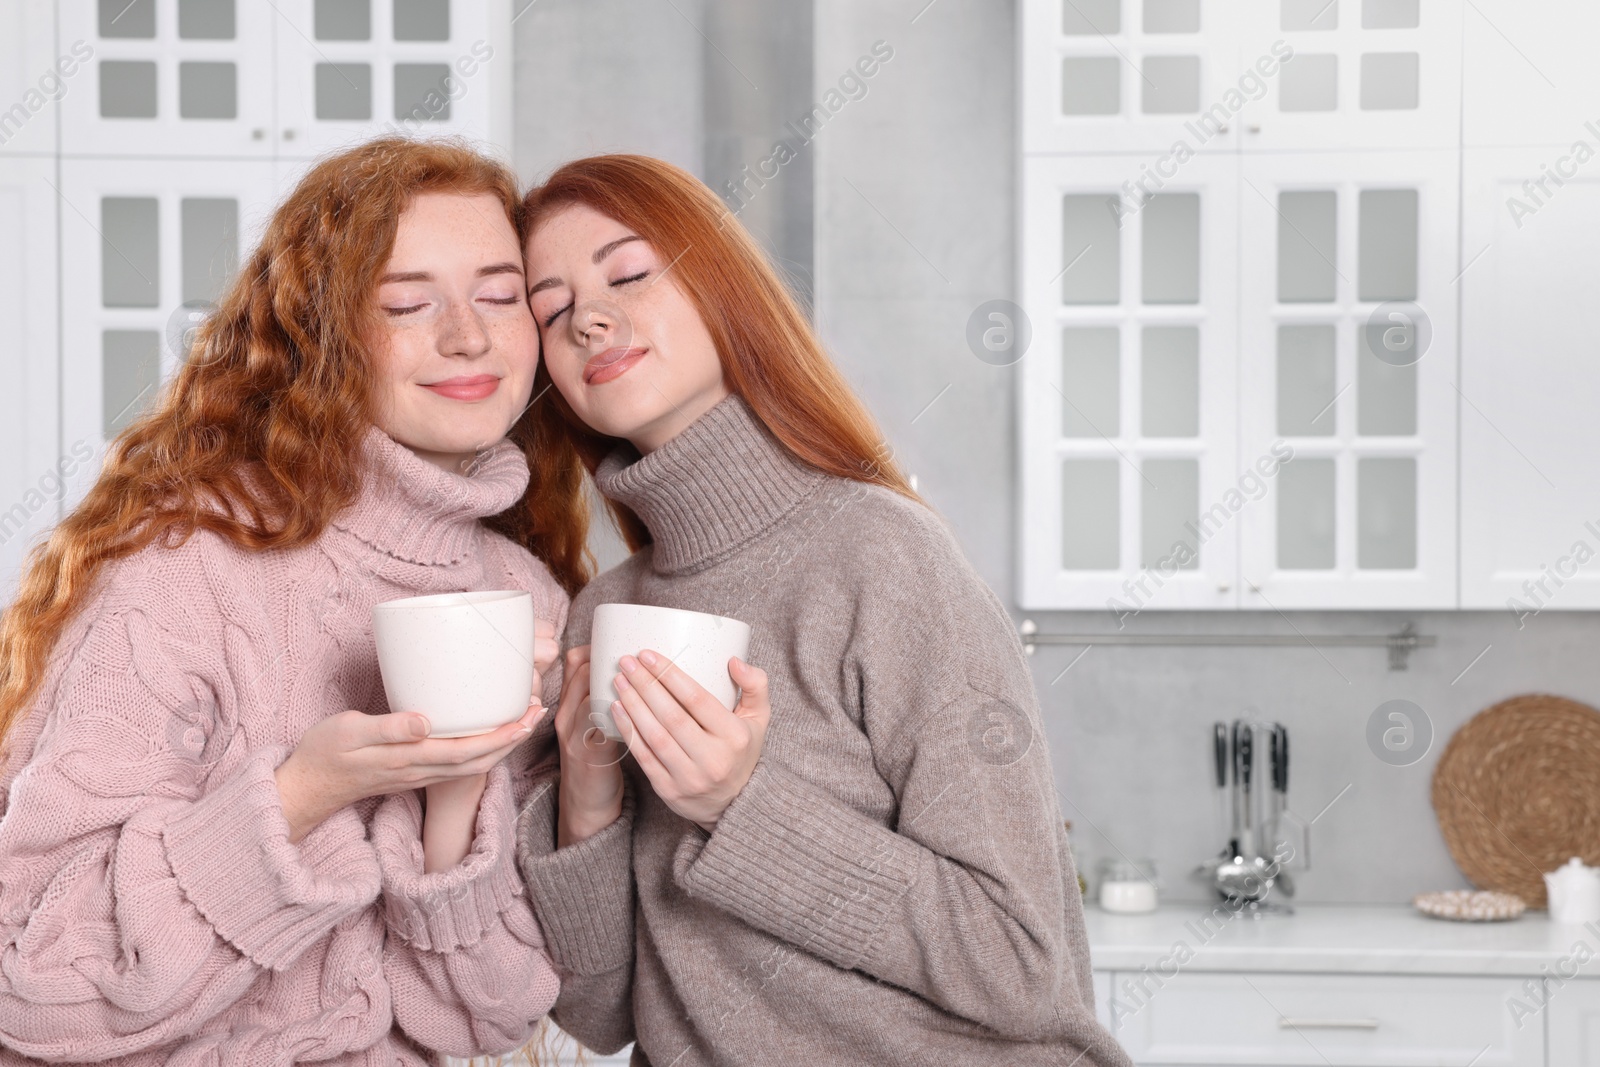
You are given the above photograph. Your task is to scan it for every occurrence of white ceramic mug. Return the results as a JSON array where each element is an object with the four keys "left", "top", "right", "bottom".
[
  {"left": 372, "top": 590, "right": 536, "bottom": 737},
  {"left": 589, "top": 603, "right": 752, "bottom": 741}
]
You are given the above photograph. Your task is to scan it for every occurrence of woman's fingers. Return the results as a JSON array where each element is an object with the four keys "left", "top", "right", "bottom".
[
  {"left": 613, "top": 668, "right": 695, "bottom": 775},
  {"left": 728, "top": 657, "right": 771, "bottom": 726},
  {"left": 635, "top": 650, "right": 738, "bottom": 737},
  {"left": 619, "top": 653, "right": 715, "bottom": 759},
  {"left": 612, "top": 701, "right": 672, "bottom": 787}
]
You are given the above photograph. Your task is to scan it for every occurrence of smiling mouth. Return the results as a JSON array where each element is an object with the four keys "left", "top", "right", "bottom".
[
  {"left": 584, "top": 347, "right": 649, "bottom": 385},
  {"left": 421, "top": 374, "right": 501, "bottom": 401}
]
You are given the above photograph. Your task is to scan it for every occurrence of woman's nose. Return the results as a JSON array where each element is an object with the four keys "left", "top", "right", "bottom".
[
  {"left": 440, "top": 300, "right": 491, "bottom": 356},
  {"left": 573, "top": 298, "right": 629, "bottom": 348}
]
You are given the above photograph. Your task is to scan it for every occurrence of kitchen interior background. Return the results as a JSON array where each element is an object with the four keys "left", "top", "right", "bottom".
[{"left": 4, "top": 0, "right": 1599, "bottom": 908}]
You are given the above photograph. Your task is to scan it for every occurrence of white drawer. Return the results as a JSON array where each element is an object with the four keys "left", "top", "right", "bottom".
[{"left": 1112, "top": 972, "right": 1544, "bottom": 1066}]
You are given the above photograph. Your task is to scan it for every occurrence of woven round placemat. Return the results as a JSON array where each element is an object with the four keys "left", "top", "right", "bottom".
[{"left": 1432, "top": 694, "right": 1600, "bottom": 907}]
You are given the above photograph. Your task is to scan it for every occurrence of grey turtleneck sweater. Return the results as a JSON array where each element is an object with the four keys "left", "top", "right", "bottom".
[{"left": 516, "top": 393, "right": 1130, "bottom": 1067}]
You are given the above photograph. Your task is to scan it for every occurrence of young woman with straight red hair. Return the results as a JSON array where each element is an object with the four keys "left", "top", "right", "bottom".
[
  {"left": 0, "top": 137, "right": 587, "bottom": 1065},
  {"left": 515, "top": 155, "right": 1132, "bottom": 1067}
]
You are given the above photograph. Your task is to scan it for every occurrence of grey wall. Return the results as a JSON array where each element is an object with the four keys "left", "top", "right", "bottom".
[{"left": 517, "top": 0, "right": 1600, "bottom": 906}]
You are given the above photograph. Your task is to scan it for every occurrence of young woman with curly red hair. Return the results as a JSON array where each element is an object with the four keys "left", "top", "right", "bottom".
[{"left": 0, "top": 138, "right": 590, "bottom": 1065}]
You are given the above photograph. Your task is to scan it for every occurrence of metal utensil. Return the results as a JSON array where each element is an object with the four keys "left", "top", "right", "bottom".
[{"left": 1214, "top": 721, "right": 1230, "bottom": 845}]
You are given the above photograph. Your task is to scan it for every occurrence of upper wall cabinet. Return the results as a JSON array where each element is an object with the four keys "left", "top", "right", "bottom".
[
  {"left": 1019, "top": 0, "right": 1463, "bottom": 610},
  {"left": 23, "top": 0, "right": 512, "bottom": 524},
  {"left": 58, "top": 0, "right": 509, "bottom": 162}
]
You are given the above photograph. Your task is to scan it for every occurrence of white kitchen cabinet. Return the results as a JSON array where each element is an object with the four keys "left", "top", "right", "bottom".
[
  {"left": 58, "top": 0, "right": 509, "bottom": 161},
  {"left": 1019, "top": 152, "right": 1241, "bottom": 611},
  {"left": 1551, "top": 981, "right": 1600, "bottom": 1065},
  {"left": 1020, "top": 0, "right": 1245, "bottom": 157},
  {"left": 59, "top": 0, "right": 278, "bottom": 158},
  {"left": 1019, "top": 0, "right": 1600, "bottom": 611},
  {"left": 1111, "top": 971, "right": 1543, "bottom": 1066},
  {"left": 1456, "top": 156, "right": 1600, "bottom": 612},
  {"left": 270, "top": 0, "right": 509, "bottom": 164},
  {"left": 1235, "top": 150, "right": 1457, "bottom": 609},
  {"left": 1230, "top": 0, "right": 1462, "bottom": 154},
  {"left": 55, "top": 155, "right": 278, "bottom": 512}
]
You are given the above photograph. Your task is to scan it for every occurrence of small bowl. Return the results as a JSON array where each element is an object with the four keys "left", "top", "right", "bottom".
[{"left": 1413, "top": 889, "right": 1527, "bottom": 922}]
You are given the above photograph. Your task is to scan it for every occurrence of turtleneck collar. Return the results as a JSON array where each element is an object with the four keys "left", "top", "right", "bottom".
[
  {"left": 330, "top": 424, "right": 531, "bottom": 566},
  {"left": 594, "top": 393, "right": 829, "bottom": 574}
]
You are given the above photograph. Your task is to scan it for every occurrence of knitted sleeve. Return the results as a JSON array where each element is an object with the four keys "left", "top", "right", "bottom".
[
  {"left": 671, "top": 505, "right": 1105, "bottom": 1046},
  {"left": 371, "top": 760, "right": 561, "bottom": 1057},
  {"left": 0, "top": 604, "right": 382, "bottom": 1061},
  {"left": 513, "top": 764, "right": 638, "bottom": 1057}
]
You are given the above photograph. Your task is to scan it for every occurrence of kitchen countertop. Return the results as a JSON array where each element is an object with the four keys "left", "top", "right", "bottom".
[{"left": 1084, "top": 902, "right": 1600, "bottom": 976}]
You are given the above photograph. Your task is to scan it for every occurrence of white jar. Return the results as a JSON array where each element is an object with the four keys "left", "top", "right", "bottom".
[{"left": 1098, "top": 858, "right": 1159, "bottom": 913}]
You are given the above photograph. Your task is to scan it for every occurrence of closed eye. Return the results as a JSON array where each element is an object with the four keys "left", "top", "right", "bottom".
[
  {"left": 543, "top": 302, "right": 573, "bottom": 328},
  {"left": 613, "top": 271, "right": 649, "bottom": 287},
  {"left": 386, "top": 304, "right": 427, "bottom": 316}
]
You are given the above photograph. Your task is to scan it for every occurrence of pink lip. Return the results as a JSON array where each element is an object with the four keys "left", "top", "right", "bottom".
[
  {"left": 584, "top": 347, "right": 648, "bottom": 385},
  {"left": 422, "top": 374, "right": 500, "bottom": 401}
]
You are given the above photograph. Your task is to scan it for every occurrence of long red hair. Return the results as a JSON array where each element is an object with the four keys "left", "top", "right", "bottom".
[
  {"left": 0, "top": 136, "right": 593, "bottom": 764},
  {"left": 520, "top": 154, "right": 920, "bottom": 549}
]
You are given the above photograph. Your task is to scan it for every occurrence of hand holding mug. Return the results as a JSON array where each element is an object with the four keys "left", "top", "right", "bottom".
[
  {"left": 553, "top": 645, "right": 627, "bottom": 847},
  {"left": 534, "top": 617, "right": 558, "bottom": 678},
  {"left": 611, "top": 650, "right": 770, "bottom": 832},
  {"left": 274, "top": 703, "right": 542, "bottom": 844}
]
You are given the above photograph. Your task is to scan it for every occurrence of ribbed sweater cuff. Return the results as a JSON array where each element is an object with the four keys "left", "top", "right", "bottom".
[
  {"left": 163, "top": 745, "right": 382, "bottom": 971},
  {"left": 372, "top": 763, "right": 526, "bottom": 953},
  {"left": 675, "top": 758, "right": 920, "bottom": 970},
  {"left": 516, "top": 775, "right": 635, "bottom": 977}
]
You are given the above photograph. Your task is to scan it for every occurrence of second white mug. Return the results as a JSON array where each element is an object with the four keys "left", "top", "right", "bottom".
[{"left": 589, "top": 603, "right": 752, "bottom": 741}]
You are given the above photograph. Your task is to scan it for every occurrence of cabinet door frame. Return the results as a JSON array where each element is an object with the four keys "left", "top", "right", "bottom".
[
  {"left": 59, "top": 0, "right": 277, "bottom": 159},
  {"left": 57, "top": 156, "right": 278, "bottom": 512},
  {"left": 1459, "top": 145, "right": 1600, "bottom": 609},
  {"left": 1236, "top": 149, "right": 1458, "bottom": 609},
  {"left": 1232, "top": 0, "right": 1463, "bottom": 154},
  {"left": 1019, "top": 152, "right": 1240, "bottom": 611},
  {"left": 1021, "top": 0, "right": 1247, "bottom": 157},
  {"left": 271, "top": 0, "right": 511, "bottom": 165}
]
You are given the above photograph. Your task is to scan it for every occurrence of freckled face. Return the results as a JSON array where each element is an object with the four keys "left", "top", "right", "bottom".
[
  {"left": 524, "top": 203, "right": 728, "bottom": 454},
  {"left": 368, "top": 192, "right": 539, "bottom": 473}
]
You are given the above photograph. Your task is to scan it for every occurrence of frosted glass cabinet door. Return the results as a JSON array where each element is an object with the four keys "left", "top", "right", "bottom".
[
  {"left": 0, "top": 1, "right": 61, "bottom": 156},
  {"left": 1020, "top": 0, "right": 1248, "bottom": 154},
  {"left": 1231, "top": 0, "right": 1462, "bottom": 152},
  {"left": 271, "top": 0, "right": 509, "bottom": 162},
  {"left": 1459, "top": 147, "right": 1600, "bottom": 609},
  {"left": 1236, "top": 151, "right": 1457, "bottom": 608},
  {"left": 56, "top": 157, "right": 277, "bottom": 512},
  {"left": 58, "top": 0, "right": 277, "bottom": 157},
  {"left": 1020, "top": 153, "right": 1240, "bottom": 611},
  {"left": 0, "top": 158, "right": 62, "bottom": 604}
]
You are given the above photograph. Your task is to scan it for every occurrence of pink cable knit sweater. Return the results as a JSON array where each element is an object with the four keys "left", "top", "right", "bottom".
[{"left": 0, "top": 425, "right": 566, "bottom": 1065}]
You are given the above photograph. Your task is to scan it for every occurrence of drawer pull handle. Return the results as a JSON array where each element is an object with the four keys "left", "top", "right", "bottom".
[{"left": 1279, "top": 1017, "right": 1380, "bottom": 1030}]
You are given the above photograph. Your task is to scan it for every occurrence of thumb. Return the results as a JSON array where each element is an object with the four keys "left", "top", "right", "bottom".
[
  {"left": 373, "top": 711, "right": 432, "bottom": 744},
  {"left": 729, "top": 657, "right": 769, "bottom": 723}
]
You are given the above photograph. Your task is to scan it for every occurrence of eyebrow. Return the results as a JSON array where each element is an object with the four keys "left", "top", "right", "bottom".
[
  {"left": 526, "top": 235, "right": 645, "bottom": 297},
  {"left": 379, "top": 261, "right": 524, "bottom": 284}
]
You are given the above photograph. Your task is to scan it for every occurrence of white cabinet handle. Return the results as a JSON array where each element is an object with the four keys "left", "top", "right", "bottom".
[{"left": 1279, "top": 1017, "right": 1380, "bottom": 1030}]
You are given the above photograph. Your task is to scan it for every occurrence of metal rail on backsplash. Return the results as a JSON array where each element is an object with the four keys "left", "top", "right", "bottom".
[{"left": 1017, "top": 621, "right": 1436, "bottom": 670}]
